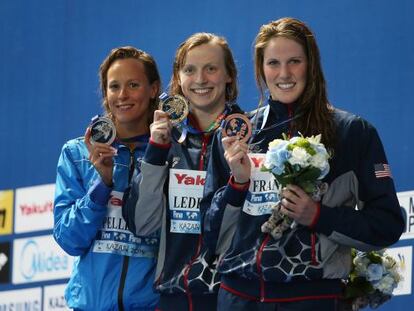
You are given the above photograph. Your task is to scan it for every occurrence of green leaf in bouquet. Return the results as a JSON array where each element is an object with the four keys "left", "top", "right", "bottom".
[
  {"left": 298, "top": 180, "right": 316, "bottom": 194},
  {"left": 260, "top": 165, "right": 270, "bottom": 172},
  {"left": 344, "top": 285, "right": 363, "bottom": 299},
  {"left": 367, "top": 252, "right": 382, "bottom": 264},
  {"left": 292, "top": 164, "right": 302, "bottom": 172},
  {"left": 284, "top": 162, "right": 295, "bottom": 174},
  {"left": 345, "top": 277, "right": 373, "bottom": 298},
  {"left": 281, "top": 170, "right": 301, "bottom": 180},
  {"left": 276, "top": 175, "right": 293, "bottom": 188},
  {"left": 295, "top": 137, "right": 310, "bottom": 148},
  {"left": 305, "top": 146, "right": 316, "bottom": 156},
  {"left": 298, "top": 167, "right": 321, "bottom": 181}
]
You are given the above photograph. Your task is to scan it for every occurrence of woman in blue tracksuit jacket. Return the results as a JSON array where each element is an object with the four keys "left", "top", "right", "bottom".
[
  {"left": 122, "top": 33, "right": 243, "bottom": 311},
  {"left": 202, "top": 18, "right": 404, "bottom": 310},
  {"left": 53, "top": 46, "right": 161, "bottom": 310}
]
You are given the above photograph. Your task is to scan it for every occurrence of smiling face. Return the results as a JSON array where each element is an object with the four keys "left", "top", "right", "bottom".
[
  {"left": 106, "top": 58, "right": 158, "bottom": 132},
  {"left": 263, "top": 37, "right": 307, "bottom": 104},
  {"left": 178, "top": 42, "right": 232, "bottom": 114}
]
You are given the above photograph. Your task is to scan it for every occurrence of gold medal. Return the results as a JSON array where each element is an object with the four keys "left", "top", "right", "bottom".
[{"left": 158, "top": 94, "right": 189, "bottom": 124}]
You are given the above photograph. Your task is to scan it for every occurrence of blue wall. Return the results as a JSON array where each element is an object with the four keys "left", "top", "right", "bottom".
[
  {"left": 0, "top": 0, "right": 413, "bottom": 309},
  {"left": 0, "top": 0, "right": 412, "bottom": 192}
]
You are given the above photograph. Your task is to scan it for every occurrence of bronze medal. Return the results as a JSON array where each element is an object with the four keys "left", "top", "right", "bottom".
[{"left": 222, "top": 113, "right": 252, "bottom": 142}]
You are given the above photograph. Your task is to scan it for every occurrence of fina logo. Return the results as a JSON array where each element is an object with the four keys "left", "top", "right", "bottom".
[{"left": 19, "top": 239, "right": 69, "bottom": 281}]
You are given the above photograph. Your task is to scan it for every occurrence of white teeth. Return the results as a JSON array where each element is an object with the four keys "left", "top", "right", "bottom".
[
  {"left": 117, "top": 104, "right": 133, "bottom": 110},
  {"left": 193, "top": 88, "right": 211, "bottom": 94},
  {"left": 277, "top": 83, "right": 295, "bottom": 89}
]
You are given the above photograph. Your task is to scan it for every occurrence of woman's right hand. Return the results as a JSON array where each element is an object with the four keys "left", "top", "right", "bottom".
[
  {"left": 222, "top": 136, "right": 251, "bottom": 183},
  {"left": 150, "top": 110, "right": 172, "bottom": 144},
  {"left": 85, "top": 127, "right": 117, "bottom": 187}
]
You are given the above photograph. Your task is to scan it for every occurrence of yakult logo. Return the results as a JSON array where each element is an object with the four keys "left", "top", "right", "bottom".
[
  {"left": 109, "top": 195, "right": 122, "bottom": 207},
  {"left": 107, "top": 191, "right": 123, "bottom": 209},
  {"left": 250, "top": 156, "right": 264, "bottom": 168},
  {"left": 15, "top": 183, "right": 55, "bottom": 233},
  {"left": 174, "top": 173, "right": 205, "bottom": 186},
  {"left": 19, "top": 201, "right": 53, "bottom": 215}
]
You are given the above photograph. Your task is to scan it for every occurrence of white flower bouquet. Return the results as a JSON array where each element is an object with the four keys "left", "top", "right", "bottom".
[
  {"left": 260, "top": 134, "right": 330, "bottom": 239},
  {"left": 344, "top": 249, "right": 403, "bottom": 310}
]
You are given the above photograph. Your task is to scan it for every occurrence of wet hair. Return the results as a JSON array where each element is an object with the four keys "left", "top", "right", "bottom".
[
  {"left": 169, "top": 32, "right": 238, "bottom": 103},
  {"left": 99, "top": 46, "right": 161, "bottom": 122},
  {"left": 254, "top": 17, "right": 335, "bottom": 149}
]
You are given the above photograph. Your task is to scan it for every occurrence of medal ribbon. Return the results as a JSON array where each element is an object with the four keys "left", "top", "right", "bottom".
[
  {"left": 248, "top": 113, "right": 302, "bottom": 148},
  {"left": 176, "top": 105, "right": 230, "bottom": 143}
]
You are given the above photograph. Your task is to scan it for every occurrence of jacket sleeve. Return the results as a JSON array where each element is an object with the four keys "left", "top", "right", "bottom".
[
  {"left": 122, "top": 142, "right": 169, "bottom": 236},
  {"left": 53, "top": 143, "right": 111, "bottom": 256},
  {"left": 204, "top": 182, "right": 248, "bottom": 255},
  {"left": 202, "top": 131, "right": 248, "bottom": 254},
  {"left": 315, "top": 120, "right": 404, "bottom": 251}
]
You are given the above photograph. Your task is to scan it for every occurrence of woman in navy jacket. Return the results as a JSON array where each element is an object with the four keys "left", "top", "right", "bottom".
[
  {"left": 203, "top": 17, "right": 404, "bottom": 311},
  {"left": 123, "top": 33, "right": 243, "bottom": 311}
]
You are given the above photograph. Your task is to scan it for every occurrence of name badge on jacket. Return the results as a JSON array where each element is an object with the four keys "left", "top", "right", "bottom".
[
  {"left": 168, "top": 169, "right": 206, "bottom": 234},
  {"left": 92, "top": 190, "right": 158, "bottom": 258},
  {"left": 243, "top": 154, "right": 279, "bottom": 216}
]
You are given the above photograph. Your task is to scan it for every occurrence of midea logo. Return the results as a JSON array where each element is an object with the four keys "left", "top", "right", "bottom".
[{"left": 19, "top": 239, "right": 69, "bottom": 280}]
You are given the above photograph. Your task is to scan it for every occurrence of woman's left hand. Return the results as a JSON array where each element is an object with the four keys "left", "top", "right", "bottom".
[{"left": 279, "top": 184, "right": 319, "bottom": 226}]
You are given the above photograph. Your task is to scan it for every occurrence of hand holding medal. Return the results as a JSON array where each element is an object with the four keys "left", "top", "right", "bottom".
[
  {"left": 85, "top": 115, "right": 117, "bottom": 186},
  {"left": 221, "top": 113, "right": 253, "bottom": 185},
  {"left": 158, "top": 92, "right": 189, "bottom": 125},
  {"left": 89, "top": 115, "right": 116, "bottom": 145},
  {"left": 156, "top": 92, "right": 189, "bottom": 143}
]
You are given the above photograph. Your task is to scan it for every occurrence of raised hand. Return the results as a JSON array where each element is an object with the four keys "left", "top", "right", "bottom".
[
  {"left": 85, "top": 127, "right": 117, "bottom": 187},
  {"left": 150, "top": 110, "right": 172, "bottom": 145},
  {"left": 222, "top": 136, "right": 251, "bottom": 184}
]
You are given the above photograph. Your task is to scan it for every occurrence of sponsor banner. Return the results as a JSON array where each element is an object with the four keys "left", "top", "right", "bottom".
[
  {"left": 43, "top": 284, "right": 71, "bottom": 310},
  {"left": 0, "top": 287, "right": 41, "bottom": 310},
  {"left": 387, "top": 246, "right": 412, "bottom": 296},
  {"left": 397, "top": 190, "right": 414, "bottom": 240},
  {"left": 14, "top": 183, "right": 55, "bottom": 233},
  {"left": 0, "top": 190, "right": 13, "bottom": 235},
  {"left": 12, "top": 235, "right": 75, "bottom": 284},
  {"left": 0, "top": 241, "right": 11, "bottom": 284},
  {"left": 168, "top": 169, "right": 205, "bottom": 234}
]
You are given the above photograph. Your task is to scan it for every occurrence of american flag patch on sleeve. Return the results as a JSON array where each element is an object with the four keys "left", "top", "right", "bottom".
[{"left": 374, "top": 163, "right": 392, "bottom": 178}]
